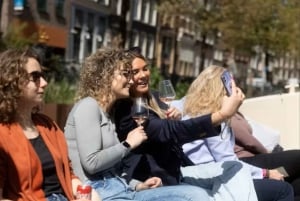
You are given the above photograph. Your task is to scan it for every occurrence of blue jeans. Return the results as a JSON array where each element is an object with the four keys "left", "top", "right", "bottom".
[
  {"left": 87, "top": 176, "right": 212, "bottom": 201},
  {"left": 46, "top": 194, "right": 68, "bottom": 201},
  {"left": 181, "top": 161, "right": 258, "bottom": 201}
]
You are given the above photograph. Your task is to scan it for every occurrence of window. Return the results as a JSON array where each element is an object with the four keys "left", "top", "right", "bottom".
[
  {"left": 71, "top": 9, "right": 83, "bottom": 61},
  {"left": 141, "top": 0, "right": 149, "bottom": 23},
  {"left": 139, "top": 32, "right": 146, "bottom": 55},
  {"left": 146, "top": 34, "right": 154, "bottom": 59},
  {"left": 85, "top": 13, "right": 95, "bottom": 57},
  {"left": 37, "top": 0, "right": 47, "bottom": 13},
  {"left": 74, "top": 9, "right": 83, "bottom": 28},
  {"left": 149, "top": 0, "right": 157, "bottom": 25},
  {"left": 130, "top": 30, "right": 139, "bottom": 48},
  {"left": 132, "top": 0, "right": 140, "bottom": 20},
  {"left": 71, "top": 27, "right": 81, "bottom": 61},
  {"left": 98, "top": 0, "right": 110, "bottom": 5},
  {"left": 116, "top": 0, "right": 122, "bottom": 15},
  {"left": 96, "top": 16, "right": 106, "bottom": 48},
  {"left": 55, "top": 0, "right": 64, "bottom": 18}
]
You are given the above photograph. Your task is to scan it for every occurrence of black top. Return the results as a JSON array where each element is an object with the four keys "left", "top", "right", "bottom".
[
  {"left": 29, "top": 135, "right": 64, "bottom": 197},
  {"left": 113, "top": 94, "right": 219, "bottom": 185}
]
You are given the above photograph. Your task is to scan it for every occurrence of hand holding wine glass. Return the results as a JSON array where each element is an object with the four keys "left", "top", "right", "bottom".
[
  {"left": 132, "top": 97, "right": 149, "bottom": 126},
  {"left": 158, "top": 80, "right": 176, "bottom": 108}
]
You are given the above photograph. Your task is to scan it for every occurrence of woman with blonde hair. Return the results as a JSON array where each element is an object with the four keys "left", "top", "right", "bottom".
[
  {"left": 182, "top": 65, "right": 294, "bottom": 201},
  {"left": 184, "top": 66, "right": 228, "bottom": 117}
]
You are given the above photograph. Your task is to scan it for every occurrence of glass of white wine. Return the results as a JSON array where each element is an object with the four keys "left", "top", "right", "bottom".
[
  {"left": 158, "top": 79, "right": 176, "bottom": 107},
  {"left": 132, "top": 97, "right": 149, "bottom": 126}
]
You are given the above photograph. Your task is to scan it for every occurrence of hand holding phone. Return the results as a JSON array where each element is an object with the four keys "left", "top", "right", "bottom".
[{"left": 221, "top": 71, "right": 232, "bottom": 96}]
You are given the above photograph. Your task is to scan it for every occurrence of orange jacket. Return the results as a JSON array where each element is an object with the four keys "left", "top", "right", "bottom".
[{"left": 0, "top": 113, "right": 76, "bottom": 201}]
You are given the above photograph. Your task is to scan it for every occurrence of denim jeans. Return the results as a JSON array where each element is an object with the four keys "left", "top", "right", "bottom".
[
  {"left": 181, "top": 161, "right": 258, "bottom": 201},
  {"left": 87, "top": 176, "right": 212, "bottom": 201},
  {"left": 46, "top": 194, "right": 68, "bottom": 201}
]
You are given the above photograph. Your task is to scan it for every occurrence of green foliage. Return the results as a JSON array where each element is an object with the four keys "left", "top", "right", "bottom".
[
  {"left": 150, "top": 66, "right": 190, "bottom": 98},
  {"left": 0, "top": 22, "right": 77, "bottom": 104},
  {"left": 175, "top": 81, "right": 190, "bottom": 99},
  {"left": 149, "top": 66, "right": 163, "bottom": 90},
  {"left": 0, "top": 23, "right": 37, "bottom": 50},
  {"left": 216, "top": 0, "right": 293, "bottom": 54},
  {"left": 44, "top": 79, "right": 76, "bottom": 104},
  {"left": 158, "top": 0, "right": 196, "bottom": 17},
  {"left": 159, "top": 0, "right": 300, "bottom": 56}
]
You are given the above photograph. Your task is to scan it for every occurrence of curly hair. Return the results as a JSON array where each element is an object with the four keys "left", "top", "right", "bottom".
[
  {"left": 183, "top": 65, "right": 227, "bottom": 117},
  {"left": 0, "top": 48, "right": 40, "bottom": 124},
  {"left": 75, "top": 48, "right": 133, "bottom": 110}
]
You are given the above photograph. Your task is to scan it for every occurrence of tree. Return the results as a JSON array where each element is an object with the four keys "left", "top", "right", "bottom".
[
  {"left": 0, "top": 22, "right": 37, "bottom": 50},
  {"left": 160, "top": 0, "right": 300, "bottom": 54},
  {"left": 158, "top": 0, "right": 221, "bottom": 74},
  {"left": 159, "top": 0, "right": 300, "bottom": 85},
  {"left": 217, "top": 0, "right": 297, "bottom": 54}
]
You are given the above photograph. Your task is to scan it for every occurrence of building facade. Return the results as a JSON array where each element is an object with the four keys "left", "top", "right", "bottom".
[{"left": 0, "top": 0, "right": 299, "bottom": 88}]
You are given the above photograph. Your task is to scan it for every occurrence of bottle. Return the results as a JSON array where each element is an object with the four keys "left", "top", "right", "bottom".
[{"left": 76, "top": 184, "right": 92, "bottom": 200}]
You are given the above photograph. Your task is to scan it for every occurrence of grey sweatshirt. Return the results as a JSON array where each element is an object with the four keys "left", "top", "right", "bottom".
[{"left": 64, "top": 97, "right": 130, "bottom": 182}]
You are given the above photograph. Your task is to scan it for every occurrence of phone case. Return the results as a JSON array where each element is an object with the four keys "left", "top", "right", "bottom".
[
  {"left": 276, "top": 166, "right": 289, "bottom": 177},
  {"left": 221, "top": 71, "right": 232, "bottom": 96}
]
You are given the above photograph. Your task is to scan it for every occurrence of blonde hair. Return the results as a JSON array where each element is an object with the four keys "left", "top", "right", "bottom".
[
  {"left": 184, "top": 65, "right": 227, "bottom": 117},
  {"left": 76, "top": 48, "right": 132, "bottom": 110},
  {"left": 147, "top": 94, "right": 166, "bottom": 119}
]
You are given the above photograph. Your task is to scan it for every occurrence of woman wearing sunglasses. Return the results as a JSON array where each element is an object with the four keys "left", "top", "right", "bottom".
[{"left": 0, "top": 48, "right": 100, "bottom": 201}]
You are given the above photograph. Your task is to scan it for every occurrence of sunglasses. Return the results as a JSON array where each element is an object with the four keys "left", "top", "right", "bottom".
[{"left": 28, "top": 71, "right": 46, "bottom": 85}]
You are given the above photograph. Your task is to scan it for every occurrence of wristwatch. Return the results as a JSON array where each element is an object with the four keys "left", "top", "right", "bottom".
[{"left": 122, "top": 141, "right": 131, "bottom": 149}]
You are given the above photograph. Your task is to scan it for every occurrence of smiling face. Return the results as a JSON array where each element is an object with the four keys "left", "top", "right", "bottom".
[
  {"left": 19, "top": 57, "right": 48, "bottom": 109},
  {"left": 111, "top": 65, "right": 133, "bottom": 99},
  {"left": 130, "top": 57, "right": 150, "bottom": 97}
]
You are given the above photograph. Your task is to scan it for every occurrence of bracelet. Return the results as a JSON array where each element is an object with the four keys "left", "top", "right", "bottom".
[{"left": 262, "top": 169, "right": 269, "bottom": 178}]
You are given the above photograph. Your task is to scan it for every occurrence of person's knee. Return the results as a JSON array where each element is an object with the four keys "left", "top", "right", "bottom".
[{"left": 279, "top": 182, "right": 294, "bottom": 200}]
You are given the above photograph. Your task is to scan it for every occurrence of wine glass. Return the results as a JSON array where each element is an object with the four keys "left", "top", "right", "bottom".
[
  {"left": 158, "top": 80, "right": 176, "bottom": 108},
  {"left": 132, "top": 97, "right": 149, "bottom": 126}
]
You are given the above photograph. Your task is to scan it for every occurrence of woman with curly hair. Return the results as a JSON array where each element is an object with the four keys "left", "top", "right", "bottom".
[
  {"left": 64, "top": 48, "right": 216, "bottom": 201},
  {"left": 0, "top": 48, "right": 100, "bottom": 201},
  {"left": 182, "top": 65, "right": 294, "bottom": 201}
]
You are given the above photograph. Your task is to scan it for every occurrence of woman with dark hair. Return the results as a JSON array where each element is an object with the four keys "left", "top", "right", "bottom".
[{"left": 0, "top": 48, "right": 100, "bottom": 201}]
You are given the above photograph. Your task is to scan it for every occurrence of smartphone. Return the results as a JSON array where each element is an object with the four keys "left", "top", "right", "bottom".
[
  {"left": 276, "top": 166, "right": 289, "bottom": 177},
  {"left": 221, "top": 70, "right": 232, "bottom": 96}
]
